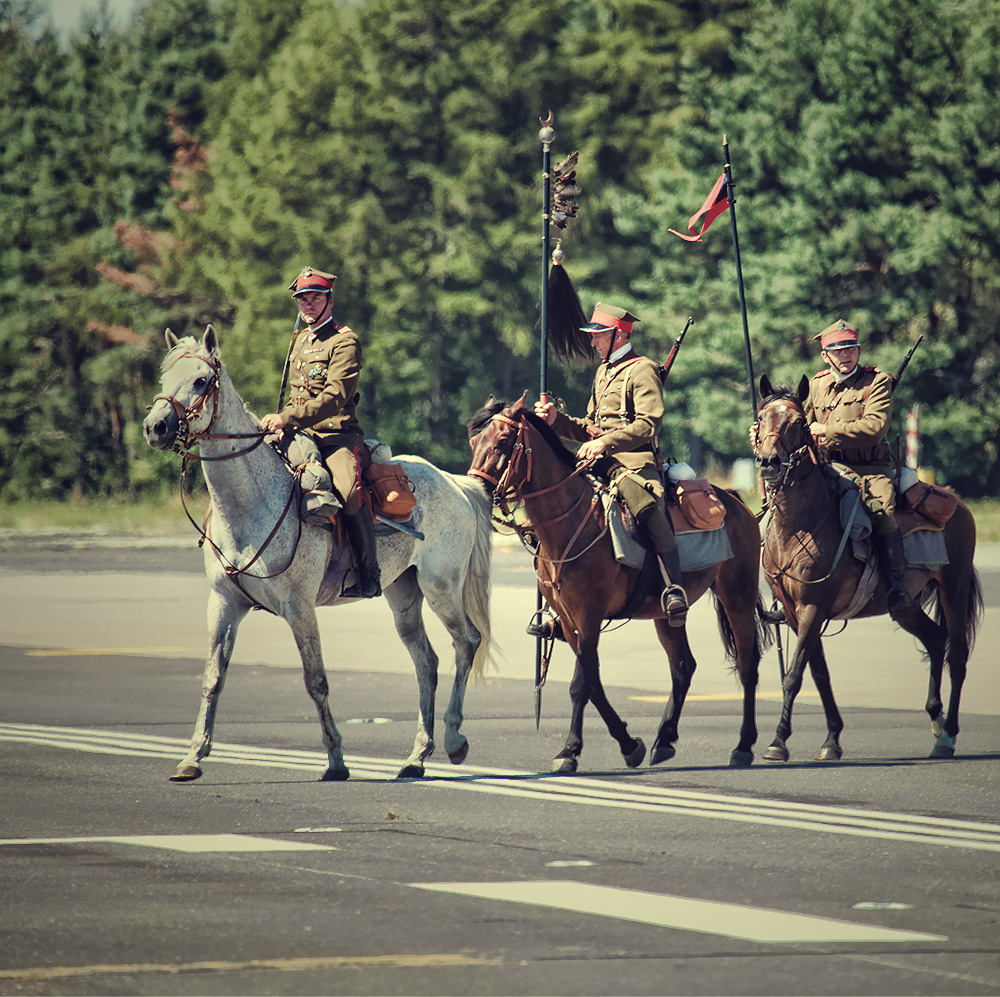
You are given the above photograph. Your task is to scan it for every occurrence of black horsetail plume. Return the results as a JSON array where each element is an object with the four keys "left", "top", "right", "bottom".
[{"left": 547, "top": 241, "right": 591, "bottom": 363}]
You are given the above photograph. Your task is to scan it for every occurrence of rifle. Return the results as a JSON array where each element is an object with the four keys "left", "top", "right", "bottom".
[
  {"left": 276, "top": 313, "right": 302, "bottom": 411},
  {"left": 890, "top": 334, "right": 923, "bottom": 393},
  {"left": 660, "top": 316, "right": 694, "bottom": 385}
]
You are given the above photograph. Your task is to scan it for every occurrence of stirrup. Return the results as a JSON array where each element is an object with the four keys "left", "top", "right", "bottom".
[
  {"left": 526, "top": 617, "right": 564, "bottom": 642},
  {"left": 344, "top": 570, "right": 381, "bottom": 599},
  {"left": 661, "top": 585, "right": 688, "bottom": 628},
  {"left": 886, "top": 586, "right": 914, "bottom": 622}
]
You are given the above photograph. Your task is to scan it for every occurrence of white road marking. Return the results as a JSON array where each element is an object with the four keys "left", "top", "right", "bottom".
[
  {"left": 412, "top": 881, "right": 948, "bottom": 944},
  {"left": 4, "top": 723, "right": 1000, "bottom": 853},
  {"left": 0, "top": 834, "right": 335, "bottom": 853}
]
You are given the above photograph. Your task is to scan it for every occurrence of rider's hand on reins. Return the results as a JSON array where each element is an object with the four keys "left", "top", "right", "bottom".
[{"left": 576, "top": 438, "right": 606, "bottom": 464}]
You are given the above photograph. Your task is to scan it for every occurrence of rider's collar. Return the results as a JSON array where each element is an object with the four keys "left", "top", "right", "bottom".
[
  {"left": 306, "top": 313, "right": 336, "bottom": 336},
  {"left": 605, "top": 343, "right": 634, "bottom": 365},
  {"left": 831, "top": 363, "right": 859, "bottom": 384}
]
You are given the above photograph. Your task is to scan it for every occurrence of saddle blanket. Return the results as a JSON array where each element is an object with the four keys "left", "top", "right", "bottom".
[{"left": 604, "top": 494, "right": 733, "bottom": 572}]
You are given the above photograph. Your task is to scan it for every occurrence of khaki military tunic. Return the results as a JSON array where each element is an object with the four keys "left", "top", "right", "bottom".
[
  {"left": 805, "top": 365, "right": 897, "bottom": 532},
  {"left": 277, "top": 317, "right": 367, "bottom": 514},
  {"left": 552, "top": 350, "right": 667, "bottom": 521}
]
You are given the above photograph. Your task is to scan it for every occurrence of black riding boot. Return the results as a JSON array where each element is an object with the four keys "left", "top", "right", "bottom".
[
  {"left": 526, "top": 616, "right": 565, "bottom": 642},
  {"left": 342, "top": 511, "right": 382, "bottom": 598},
  {"left": 656, "top": 543, "right": 689, "bottom": 627},
  {"left": 874, "top": 527, "right": 912, "bottom": 622}
]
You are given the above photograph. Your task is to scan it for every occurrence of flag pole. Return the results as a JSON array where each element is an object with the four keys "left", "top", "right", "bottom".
[
  {"left": 722, "top": 135, "right": 757, "bottom": 417},
  {"left": 533, "top": 111, "right": 556, "bottom": 728}
]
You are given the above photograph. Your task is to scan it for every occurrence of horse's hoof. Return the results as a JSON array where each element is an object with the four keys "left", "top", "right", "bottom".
[
  {"left": 320, "top": 767, "right": 350, "bottom": 782},
  {"left": 763, "top": 742, "right": 789, "bottom": 762},
  {"left": 729, "top": 749, "right": 754, "bottom": 768},
  {"left": 623, "top": 737, "right": 646, "bottom": 769},
  {"left": 815, "top": 746, "right": 843, "bottom": 761},
  {"left": 930, "top": 744, "right": 955, "bottom": 759},
  {"left": 650, "top": 742, "right": 676, "bottom": 766},
  {"left": 447, "top": 741, "right": 470, "bottom": 766},
  {"left": 169, "top": 765, "right": 202, "bottom": 782},
  {"left": 396, "top": 764, "right": 425, "bottom": 779},
  {"left": 552, "top": 757, "right": 578, "bottom": 774}
]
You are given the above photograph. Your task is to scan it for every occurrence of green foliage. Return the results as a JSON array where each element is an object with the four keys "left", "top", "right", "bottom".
[{"left": 1, "top": 0, "right": 997, "bottom": 502}]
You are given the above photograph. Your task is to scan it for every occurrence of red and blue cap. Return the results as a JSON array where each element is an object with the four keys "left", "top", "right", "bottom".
[
  {"left": 288, "top": 267, "right": 337, "bottom": 297},
  {"left": 816, "top": 319, "right": 860, "bottom": 350}
]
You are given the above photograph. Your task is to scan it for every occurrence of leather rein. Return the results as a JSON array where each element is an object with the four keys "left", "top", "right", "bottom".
[
  {"left": 152, "top": 351, "right": 302, "bottom": 612},
  {"left": 469, "top": 411, "right": 608, "bottom": 566}
]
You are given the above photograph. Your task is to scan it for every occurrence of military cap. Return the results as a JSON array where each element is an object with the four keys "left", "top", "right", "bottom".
[
  {"left": 289, "top": 266, "right": 337, "bottom": 297},
  {"left": 581, "top": 302, "right": 640, "bottom": 336},
  {"left": 815, "top": 319, "right": 860, "bottom": 350}
]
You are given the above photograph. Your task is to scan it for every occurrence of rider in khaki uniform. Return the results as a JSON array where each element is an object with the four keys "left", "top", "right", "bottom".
[
  {"left": 262, "top": 267, "right": 380, "bottom": 598},
  {"left": 534, "top": 302, "right": 688, "bottom": 626},
  {"left": 805, "top": 319, "right": 912, "bottom": 621}
]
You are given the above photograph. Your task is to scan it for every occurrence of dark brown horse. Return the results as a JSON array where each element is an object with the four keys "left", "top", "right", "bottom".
[
  {"left": 755, "top": 376, "right": 982, "bottom": 762},
  {"left": 468, "top": 394, "right": 771, "bottom": 773}
]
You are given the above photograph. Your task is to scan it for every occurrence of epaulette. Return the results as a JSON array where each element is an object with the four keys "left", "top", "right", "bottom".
[{"left": 812, "top": 369, "right": 832, "bottom": 380}]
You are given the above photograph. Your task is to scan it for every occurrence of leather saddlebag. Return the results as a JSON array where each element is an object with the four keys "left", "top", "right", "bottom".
[
  {"left": 903, "top": 481, "right": 958, "bottom": 528},
  {"left": 671, "top": 478, "right": 726, "bottom": 532},
  {"left": 365, "top": 461, "right": 416, "bottom": 520}
]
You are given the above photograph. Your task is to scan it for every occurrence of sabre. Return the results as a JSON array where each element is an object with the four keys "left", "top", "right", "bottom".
[{"left": 374, "top": 514, "right": 425, "bottom": 541}]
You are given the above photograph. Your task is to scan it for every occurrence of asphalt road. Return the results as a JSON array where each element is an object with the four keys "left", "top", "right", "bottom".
[{"left": 2, "top": 533, "right": 999, "bottom": 996}]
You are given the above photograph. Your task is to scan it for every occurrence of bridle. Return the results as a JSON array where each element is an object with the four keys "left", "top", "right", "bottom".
[
  {"left": 469, "top": 410, "right": 608, "bottom": 564},
  {"left": 150, "top": 350, "right": 301, "bottom": 612},
  {"left": 754, "top": 397, "right": 821, "bottom": 491},
  {"left": 149, "top": 351, "right": 267, "bottom": 461}
]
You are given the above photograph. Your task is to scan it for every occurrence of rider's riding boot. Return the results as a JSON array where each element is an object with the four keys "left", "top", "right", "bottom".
[
  {"left": 342, "top": 511, "right": 382, "bottom": 598},
  {"left": 639, "top": 507, "right": 688, "bottom": 627},
  {"left": 874, "top": 527, "right": 913, "bottom": 622},
  {"left": 526, "top": 617, "right": 565, "bottom": 642}
]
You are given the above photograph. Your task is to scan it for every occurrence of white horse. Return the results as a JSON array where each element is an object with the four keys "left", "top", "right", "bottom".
[{"left": 143, "top": 325, "right": 495, "bottom": 781}]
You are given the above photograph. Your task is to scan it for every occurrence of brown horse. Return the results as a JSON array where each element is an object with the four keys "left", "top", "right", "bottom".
[
  {"left": 467, "top": 394, "right": 771, "bottom": 773},
  {"left": 755, "top": 375, "right": 983, "bottom": 762}
]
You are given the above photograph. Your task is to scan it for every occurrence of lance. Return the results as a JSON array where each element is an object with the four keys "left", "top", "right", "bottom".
[
  {"left": 532, "top": 110, "right": 556, "bottom": 729},
  {"left": 722, "top": 135, "right": 757, "bottom": 418}
]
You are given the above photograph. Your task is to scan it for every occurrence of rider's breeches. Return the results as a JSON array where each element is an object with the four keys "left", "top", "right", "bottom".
[
  {"left": 858, "top": 472, "right": 897, "bottom": 535},
  {"left": 613, "top": 466, "right": 677, "bottom": 553},
  {"left": 320, "top": 444, "right": 366, "bottom": 516}
]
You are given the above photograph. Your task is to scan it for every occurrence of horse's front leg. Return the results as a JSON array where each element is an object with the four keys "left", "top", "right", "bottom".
[
  {"left": 764, "top": 603, "right": 824, "bottom": 762},
  {"left": 286, "top": 595, "right": 348, "bottom": 781},
  {"left": 171, "top": 589, "right": 249, "bottom": 782},
  {"left": 384, "top": 568, "right": 437, "bottom": 778},
  {"left": 806, "top": 638, "right": 844, "bottom": 760},
  {"left": 553, "top": 624, "right": 644, "bottom": 774},
  {"left": 649, "top": 619, "right": 696, "bottom": 765}
]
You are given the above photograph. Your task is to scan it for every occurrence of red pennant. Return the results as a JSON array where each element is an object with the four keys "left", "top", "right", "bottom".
[{"left": 669, "top": 172, "right": 730, "bottom": 242}]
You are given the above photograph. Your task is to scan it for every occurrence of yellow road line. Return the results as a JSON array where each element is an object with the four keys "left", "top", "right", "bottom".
[
  {"left": 631, "top": 691, "right": 819, "bottom": 702},
  {"left": 25, "top": 648, "right": 187, "bottom": 657},
  {"left": 0, "top": 953, "right": 499, "bottom": 981}
]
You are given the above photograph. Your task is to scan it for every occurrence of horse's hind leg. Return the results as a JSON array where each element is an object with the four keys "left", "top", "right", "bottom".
[
  {"left": 287, "top": 598, "right": 349, "bottom": 782},
  {"left": 171, "top": 590, "right": 249, "bottom": 782},
  {"left": 649, "top": 619, "right": 696, "bottom": 765},
  {"left": 917, "top": 578, "right": 966, "bottom": 758},
  {"left": 807, "top": 639, "right": 844, "bottom": 761},
  {"left": 384, "top": 567, "right": 438, "bottom": 778},
  {"left": 418, "top": 573, "right": 483, "bottom": 767}
]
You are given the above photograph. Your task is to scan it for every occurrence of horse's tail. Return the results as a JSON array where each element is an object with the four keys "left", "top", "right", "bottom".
[
  {"left": 453, "top": 474, "right": 499, "bottom": 682},
  {"left": 711, "top": 590, "right": 775, "bottom": 667},
  {"left": 927, "top": 567, "right": 984, "bottom": 656}
]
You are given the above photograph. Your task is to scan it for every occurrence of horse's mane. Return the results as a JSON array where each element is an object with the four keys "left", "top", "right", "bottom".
[
  {"left": 467, "top": 397, "right": 577, "bottom": 471},
  {"left": 759, "top": 383, "right": 804, "bottom": 410},
  {"left": 161, "top": 336, "right": 202, "bottom": 373}
]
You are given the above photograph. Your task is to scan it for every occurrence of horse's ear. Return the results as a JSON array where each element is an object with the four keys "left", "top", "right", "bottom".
[
  {"left": 164, "top": 328, "right": 179, "bottom": 350},
  {"left": 797, "top": 374, "right": 810, "bottom": 402},
  {"left": 513, "top": 390, "right": 528, "bottom": 411},
  {"left": 759, "top": 375, "right": 773, "bottom": 401},
  {"left": 202, "top": 324, "right": 218, "bottom": 356}
]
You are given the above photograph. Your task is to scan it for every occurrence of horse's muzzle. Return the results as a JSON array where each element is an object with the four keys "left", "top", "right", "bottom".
[
  {"left": 143, "top": 402, "right": 178, "bottom": 450},
  {"left": 755, "top": 452, "right": 783, "bottom": 480}
]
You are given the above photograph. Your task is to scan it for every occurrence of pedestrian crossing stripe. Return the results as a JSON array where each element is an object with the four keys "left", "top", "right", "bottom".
[
  {"left": 411, "top": 881, "right": 948, "bottom": 944},
  {"left": 0, "top": 834, "right": 335, "bottom": 853}
]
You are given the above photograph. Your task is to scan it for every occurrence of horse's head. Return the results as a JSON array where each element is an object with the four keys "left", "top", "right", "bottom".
[
  {"left": 754, "top": 374, "right": 814, "bottom": 483},
  {"left": 143, "top": 325, "right": 223, "bottom": 451},
  {"left": 466, "top": 392, "right": 529, "bottom": 495}
]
